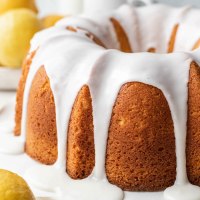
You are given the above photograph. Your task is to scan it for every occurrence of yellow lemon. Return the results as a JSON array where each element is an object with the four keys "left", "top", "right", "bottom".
[
  {"left": 0, "top": 0, "right": 38, "bottom": 14},
  {"left": 42, "top": 15, "right": 64, "bottom": 28},
  {"left": 0, "top": 169, "right": 35, "bottom": 200},
  {"left": 0, "top": 9, "right": 41, "bottom": 68}
]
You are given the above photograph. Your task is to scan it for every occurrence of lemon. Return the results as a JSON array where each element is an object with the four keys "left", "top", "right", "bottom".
[
  {"left": 0, "top": 0, "right": 38, "bottom": 14},
  {"left": 0, "top": 169, "right": 35, "bottom": 200},
  {"left": 0, "top": 9, "right": 41, "bottom": 68},
  {"left": 42, "top": 15, "right": 64, "bottom": 28}
]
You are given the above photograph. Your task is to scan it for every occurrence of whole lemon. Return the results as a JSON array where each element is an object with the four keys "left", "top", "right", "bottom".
[
  {"left": 42, "top": 15, "right": 64, "bottom": 28},
  {"left": 0, "top": 169, "right": 35, "bottom": 200},
  {"left": 0, "top": 0, "right": 38, "bottom": 14},
  {"left": 0, "top": 9, "right": 41, "bottom": 67}
]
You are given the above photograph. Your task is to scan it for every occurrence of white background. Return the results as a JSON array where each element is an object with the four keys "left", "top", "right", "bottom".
[{"left": 36, "top": 0, "right": 200, "bottom": 16}]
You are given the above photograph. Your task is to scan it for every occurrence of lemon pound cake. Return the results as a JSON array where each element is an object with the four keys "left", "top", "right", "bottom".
[{"left": 14, "top": 3, "right": 200, "bottom": 200}]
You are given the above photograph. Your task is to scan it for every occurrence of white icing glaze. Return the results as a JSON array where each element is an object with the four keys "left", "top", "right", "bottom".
[
  {"left": 112, "top": 5, "right": 140, "bottom": 51},
  {"left": 136, "top": 5, "right": 191, "bottom": 52},
  {"left": 25, "top": 165, "right": 123, "bottom": 200},
  {"left": 56, "top": 16, "right": 119, "bottom": 49},
  {"left": 174, "top": 9, "right": 200, "bottom": 51},
  {"left": 164, "top": 184, "right": 200, "bottom": 200},
  {"left": 2, "top": 3, "right": 200, "bottom": 200}
]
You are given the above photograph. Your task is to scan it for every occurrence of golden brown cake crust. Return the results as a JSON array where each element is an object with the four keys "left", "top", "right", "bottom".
[
  {"left": 106, "top": 82, "right": 176, "bottom": 191},
  {"left": 168, "top": 24, "right": 179, "bottom": 53},
  {"left": 67, "top": 85, "right": 95, "bottom": 179},
  {"left": 110, "top": 18, "right": 132, "bottom": 53},
  {"left": 187, "top": 62, "right": 200, "bottom": 186},
  {"left": 192, "top": 39, "right": 200, "bottom": 50},
  {"left": 14, "top": 52, "right": 35, "bottom": 136},
  {"left": 148, "top": 48, "right": 156, "bottom": 53},
  {"left": 25, "top": 66, "right": 58, "bottom": 165}
]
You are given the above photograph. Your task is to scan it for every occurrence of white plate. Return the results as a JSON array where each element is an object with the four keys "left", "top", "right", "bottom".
[{"left": 0, "top": 67, "right": 21, "bottom": 90}]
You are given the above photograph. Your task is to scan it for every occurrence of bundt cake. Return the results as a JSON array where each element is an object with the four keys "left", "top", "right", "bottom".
[{"left": 14, "top": 3, "right": 200, "bottom": 200}]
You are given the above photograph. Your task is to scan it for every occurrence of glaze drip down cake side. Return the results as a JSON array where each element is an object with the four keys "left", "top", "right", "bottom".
[{"left": 13, "top": 3, "right": 200, "bottom": 200}]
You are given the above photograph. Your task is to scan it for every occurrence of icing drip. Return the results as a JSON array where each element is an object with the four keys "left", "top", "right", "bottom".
[
  {"left": 164, "top": 184, "right": 200, "bottom": 200},
  {"left": 2, "top": 3, "right": 200, "bottom": 200},
  {"left": 163, "top": 49, "right": 200, "bottom": 200}
]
